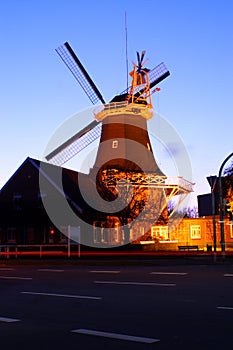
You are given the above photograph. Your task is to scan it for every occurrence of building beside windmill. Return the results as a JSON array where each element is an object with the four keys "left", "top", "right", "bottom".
[{"left": 0, "top": 157, "right": 85, "bottom": 247}]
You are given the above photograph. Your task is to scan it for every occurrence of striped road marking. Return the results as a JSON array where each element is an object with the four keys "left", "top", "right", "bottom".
[
  {"left": 71, "top": 328, "right": 160, "bottom": 343},
  {"left": 217, "top": 306, "right": 233, "bottom": 310},
  {"left": 0, "top": 276, "right": 32, "bottom": 280},
  {"left": 37, "top": 269, "right": 64, "bottom": 272},
  {"left": 0, "top": 316, "right": 20, "bottom": 322},
  {"left": 89, "top": 270, "right": 120, "bottom": 274},
  {"left": 21, "top": 291, "right": 102, "bottom": 300},
  {"left": 150, "top": 272, "right": 187, "bottom": 275},
  {"left": 223, "top": 274, "right": 233, "bottom": 277},
  {"left": 94, "top": 280, "right": 176, "bottom": 287}
]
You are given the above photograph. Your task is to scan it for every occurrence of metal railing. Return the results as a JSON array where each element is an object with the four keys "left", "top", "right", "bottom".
[
  {"left": 0, "top": 244, "right": 80, "bottom": 259},
  {"left": 102, "top": 171, "right": 194, "bottom": 194},
  {"left": 94, "top": 102, "right": 153, "bottom": 121}
]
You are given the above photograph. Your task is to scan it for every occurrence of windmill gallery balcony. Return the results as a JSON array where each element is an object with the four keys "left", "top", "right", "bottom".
[
  {"left": 101, "top": 170, "right": 194, "bottom": 198},
  {"left": 93, "top": 101, "right": 154, "bottom": 121}
]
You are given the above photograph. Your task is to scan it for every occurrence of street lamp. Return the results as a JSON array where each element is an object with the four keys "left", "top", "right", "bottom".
[
  {"left": 218, "top": 152, "right": 233, "bottom": 254},
  {"left": 207, "top": 176, "right": 217, "bottom": 252}
]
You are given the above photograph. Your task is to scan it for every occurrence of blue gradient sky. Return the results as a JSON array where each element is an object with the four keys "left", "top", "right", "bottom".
[{"left": 1, "top": 0, "right": 233, "bottom": 207}]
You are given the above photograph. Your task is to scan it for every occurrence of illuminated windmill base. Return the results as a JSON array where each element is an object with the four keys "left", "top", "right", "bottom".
[
  {"left": 88, "top": 103, "right": 193, "bottom": 245},
  {"left": 92, "top": 175, "right": 193, "bottom": 244}
]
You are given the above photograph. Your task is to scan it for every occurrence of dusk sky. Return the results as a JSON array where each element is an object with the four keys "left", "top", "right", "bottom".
[{"left": 1, "top": 0, "right": 233, "bottom": 208}]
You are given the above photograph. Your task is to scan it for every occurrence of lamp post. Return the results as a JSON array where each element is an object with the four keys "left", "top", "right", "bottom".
[
  {"left": 207, "top": 176, "right": 217, "bottom": 253},
  {"left": 218, "top": 152, "right": 233, "bottom": 255}
]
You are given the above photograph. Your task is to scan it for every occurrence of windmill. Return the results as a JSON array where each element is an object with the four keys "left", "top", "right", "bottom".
[
  {"left": 45, "top": 42, "right": 193, "bottom": 245},
  {"left": 45, "top": 42, "right": 170, "bottom": 165}
]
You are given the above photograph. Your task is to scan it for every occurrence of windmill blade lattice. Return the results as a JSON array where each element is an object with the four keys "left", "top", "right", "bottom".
[
  {"left": 147, "top": 62, "right": 170, "bottom": 89},
  {"left": 46, "top": 122, "right": 102, "bottom": 165},
  {"left": 56, "top": 42, "right": 106, "bottom": 105}
]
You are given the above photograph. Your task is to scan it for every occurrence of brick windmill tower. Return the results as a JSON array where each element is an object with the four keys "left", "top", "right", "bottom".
[{"left": 46, "top": 42, "right": 193, "bottom": 245}]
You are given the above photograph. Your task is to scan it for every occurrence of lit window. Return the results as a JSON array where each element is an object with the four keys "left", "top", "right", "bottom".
[
  {"left": 151, "top": 226, "right": 168, "bottom": 240},
  {"left": 93, "top": 222, "right": 102, "bottom": 243},
  {"left": 114, "top": 222, "right": 119, "bottom": 242},
  {"left": 190, "top": 225, "right": 201, "bottom": 239},
  {"left": 112, "top": 140, "right": 118, "bottom": 149},
  {"left": 147, "top": 142, "right": 151, "bottom": 151},
  {"left": 230, "top": 223, "right": 233, "bottom": 238}
]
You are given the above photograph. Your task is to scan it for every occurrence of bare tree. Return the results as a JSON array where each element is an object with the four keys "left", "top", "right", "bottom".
[
  {"left": 97, "top": 174, "right": 168, "bottom": 244},
  {"left": 223, "top": 162, "right": 233, "bottom": 216},
  {"left": 168, "top": 200, "right": 198, "bottom": 218},
  {"left": 224, "top": 161, "right": 233, "bottom": 176}
]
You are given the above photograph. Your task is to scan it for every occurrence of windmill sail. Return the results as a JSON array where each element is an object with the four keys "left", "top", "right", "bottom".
[
  {"left": 46, "top": 121, "right": 101, "bottom": 165},
  {"left": 56, "top": 42, "right": 105, "bottom": 105}
]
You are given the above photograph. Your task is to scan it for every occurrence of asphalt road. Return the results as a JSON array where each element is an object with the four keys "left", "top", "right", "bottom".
[{"left": 0, "top": 260, "right": 233, "bottom": 349}]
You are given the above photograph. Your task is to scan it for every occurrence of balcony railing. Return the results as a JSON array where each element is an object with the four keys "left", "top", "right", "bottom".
[{"left": 94, "top": 102, "right": 153, "bottom": 121}]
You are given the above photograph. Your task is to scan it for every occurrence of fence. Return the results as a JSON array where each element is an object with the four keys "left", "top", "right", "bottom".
[{"left": 0, "top": 244, "right": 81, "bottom": 258}]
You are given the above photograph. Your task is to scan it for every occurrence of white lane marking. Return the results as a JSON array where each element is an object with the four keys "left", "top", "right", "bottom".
[
  {"left": 71, "top": 328, "right": 160, "bottom": 343},
  {"left": 94, "top": 280, "right": 176, "bottom": 287},
  {"left": 0, "top": 316, "right": 20, "bottom": 322},
  {"left": 224, "top": 274, "right": 233, "bottom": 277},
  {"left": 150, "top": 272, "right": 187, "bottom": 275},
  {"left": 0, "top": 268, "right": 15, "bottom": 271},
  {"left": 89, "top": 270, "right": 120, "bottom": 274},
  {"left": 217, "top": 306, "right": 233, "bottom": 310},
  {"left": 21, "top": 291, "right": 102, "bottom": 300},
  {"left": 0, "top": 276, "right": 32, "bottom": 280},
  {"left": 37, "top": 269, "right": 64, "bottom": 272}
]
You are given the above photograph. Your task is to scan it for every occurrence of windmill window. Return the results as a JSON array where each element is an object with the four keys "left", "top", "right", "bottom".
[
  {"left": 112, "top": 140, "right": 118, "bottom": 149},
  {"left": 147, "top": 142, "right": 151, "bottom": 151}
]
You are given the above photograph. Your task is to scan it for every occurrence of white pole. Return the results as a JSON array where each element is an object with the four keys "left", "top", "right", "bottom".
[
  {"left": 78, "top": 226, "right": 81, "bottom": 258},
  {"left": 68, "top": 225, "right": 71, "bottom": 258}
]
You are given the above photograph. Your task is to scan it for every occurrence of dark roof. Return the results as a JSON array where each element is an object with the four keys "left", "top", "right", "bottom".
[{"left": 0, "top": 157, "right": 84, "bottom": 214}]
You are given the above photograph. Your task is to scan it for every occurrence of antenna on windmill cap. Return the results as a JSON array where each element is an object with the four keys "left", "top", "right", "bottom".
[{"left": 125, "top": 11, "right": 129, "bottom": 90}]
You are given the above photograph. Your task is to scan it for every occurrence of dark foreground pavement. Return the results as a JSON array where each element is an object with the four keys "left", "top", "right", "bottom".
[{"left": 0, "top": 259, "right": 233, "bottom": 349}]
